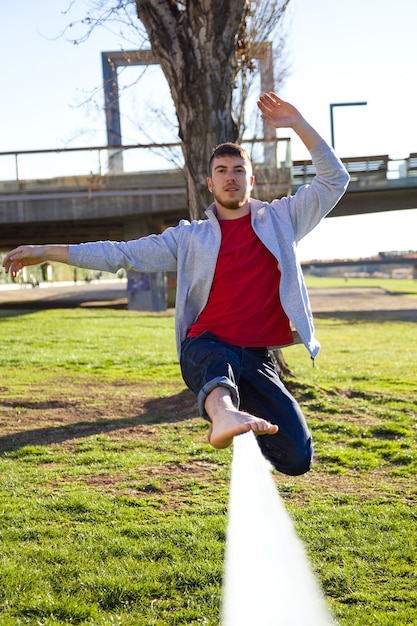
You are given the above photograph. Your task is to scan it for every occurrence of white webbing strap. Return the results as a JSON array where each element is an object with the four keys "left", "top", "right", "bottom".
[{"left": 222, "top": 431, "right": 335, "bottom": 626}]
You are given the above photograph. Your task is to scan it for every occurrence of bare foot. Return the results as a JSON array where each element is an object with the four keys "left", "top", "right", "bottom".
[
  {"left": 205, "top": 387, "right": 278, "bottom": 449},
  {"left": 208, "top": 408, "right": 278, "bottom": 449}
]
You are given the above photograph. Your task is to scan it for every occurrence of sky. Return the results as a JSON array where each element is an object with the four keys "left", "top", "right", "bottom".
[{"left": 1, "top": 0, "right": 416, "bottom": 260}]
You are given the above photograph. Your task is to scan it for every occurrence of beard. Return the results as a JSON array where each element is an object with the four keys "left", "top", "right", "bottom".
[{"left": 212, "top": 189, "right": 250, "bottom": 211}]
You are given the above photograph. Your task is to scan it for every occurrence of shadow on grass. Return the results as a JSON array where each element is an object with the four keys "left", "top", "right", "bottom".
[
  {"left": 0, "top": 388, "right": 198, "bottom": 454},
  {"left": 314, "top": 309, "right": 417, "bottom": 323},
  {"left": 0, "top": 308, "right": 43, "bottom": 319}
]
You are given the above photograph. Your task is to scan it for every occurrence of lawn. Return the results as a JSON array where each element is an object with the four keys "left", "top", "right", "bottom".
[{"left": 0, "top": 304, "right": 416, "bottom": 625}]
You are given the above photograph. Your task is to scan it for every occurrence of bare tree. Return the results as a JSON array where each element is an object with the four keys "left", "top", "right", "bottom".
[
  {"left": 65, "top": 0, "right": 290, "bottom": 219},
  {"left": 136, "top": 0, "right": 290, "bottom": 218}
]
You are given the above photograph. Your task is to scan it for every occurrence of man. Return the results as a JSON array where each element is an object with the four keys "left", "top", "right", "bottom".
[{"left": 2, "top": 93, "right": 349, "bottom": 475}]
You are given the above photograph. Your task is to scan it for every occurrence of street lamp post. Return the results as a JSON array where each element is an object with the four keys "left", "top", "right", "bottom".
[{"left": 329, "top": 101, "right": 367, "bottom": 149}]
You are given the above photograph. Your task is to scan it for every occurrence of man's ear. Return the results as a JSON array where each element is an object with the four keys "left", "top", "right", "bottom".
[{"left": 207, "top": 177, "right": 213, "bottom": 193}]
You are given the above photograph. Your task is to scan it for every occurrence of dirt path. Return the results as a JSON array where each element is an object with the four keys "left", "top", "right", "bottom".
[
  {"left": 309, "top": 287, "right": 417, "bottom": 321},
  {"left": 1, "top": 282, "right": 416, "bottom": 321}
]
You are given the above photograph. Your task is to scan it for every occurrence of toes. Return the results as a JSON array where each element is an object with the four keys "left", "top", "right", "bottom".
[{"left": 251, "top": 420, "right": 278, "bottom": 435}]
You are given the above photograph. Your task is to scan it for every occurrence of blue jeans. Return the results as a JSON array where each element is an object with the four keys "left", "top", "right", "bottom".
[{"left": 180, "top": 332, "right": 313, "bottom": 476}]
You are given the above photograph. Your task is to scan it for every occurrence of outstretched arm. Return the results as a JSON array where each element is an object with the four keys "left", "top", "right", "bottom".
[
  {"left": 2, "top": 244, "right": 69, "bottom": 277},
  {"left": 257, "top": 92, "right": 323, "bottom": 151}
]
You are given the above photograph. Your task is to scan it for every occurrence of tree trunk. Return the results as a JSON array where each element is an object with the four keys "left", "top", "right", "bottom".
[
  {"left": 136, "top": 0, "right": 250, "bottom": 218},
  {"left": 269, "top": 348, "right": 295, "bottom": 379}
]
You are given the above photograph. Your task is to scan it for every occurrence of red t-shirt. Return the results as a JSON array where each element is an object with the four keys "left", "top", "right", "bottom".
[{"left": 187, "top": 213, "right": 292, "bottom": 347}]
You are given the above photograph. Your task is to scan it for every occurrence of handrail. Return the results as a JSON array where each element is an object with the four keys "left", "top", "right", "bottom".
[
  {"left": 0, "top": 141, "right": 414, "bottom": 187},
  {"left": 0, "top": 137, "right": 292, "bottom": 183},
  {"left": 0, "top": 142, "right": 181, "bottom": 157}
]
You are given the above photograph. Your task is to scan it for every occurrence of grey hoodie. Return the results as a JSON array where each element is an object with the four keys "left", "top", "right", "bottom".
[{"left": 68, "top": 140, "right": 349, "bottom": 360}]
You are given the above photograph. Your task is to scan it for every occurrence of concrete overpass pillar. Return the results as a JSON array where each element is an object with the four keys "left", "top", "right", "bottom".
[{"left": 123, "top": 217, "right": 168, "bottom": 312}]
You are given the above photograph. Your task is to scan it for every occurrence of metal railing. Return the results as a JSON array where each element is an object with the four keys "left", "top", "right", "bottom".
[
  {"left": 1, "top": 140, "right": 415, "bottom": 195},
  {"left": 0, "top": 142, "right": 182, "bottom": 182},
  {"left": 0, "top": 137, "right": 292, "bottom": 185}
]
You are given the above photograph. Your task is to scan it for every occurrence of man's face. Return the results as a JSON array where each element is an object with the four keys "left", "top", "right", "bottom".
[{"left": 207, "top": 156, "right": 254, "bottom": 214}]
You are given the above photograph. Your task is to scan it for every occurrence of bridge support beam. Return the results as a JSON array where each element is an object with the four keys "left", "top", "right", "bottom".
[
  {"left": 123, "top": 216, "right": 168, "bottom": 312},
  {"left": 101, "top": 49, "right": 159, "bottom": 174}
]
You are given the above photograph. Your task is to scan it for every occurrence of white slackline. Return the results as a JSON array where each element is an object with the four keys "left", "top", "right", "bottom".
[{"left": 222, "top": 431, "right": 335, "bottom": 626}]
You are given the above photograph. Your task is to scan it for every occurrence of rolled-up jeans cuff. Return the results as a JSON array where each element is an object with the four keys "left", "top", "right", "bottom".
[{"left": 198, "top": 376, "right": 240, "bottom": 419}]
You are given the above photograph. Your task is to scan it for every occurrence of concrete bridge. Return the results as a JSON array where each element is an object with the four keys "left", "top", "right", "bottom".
[{"left": 0, "top": 145, "right": 416, "bottom": 248}]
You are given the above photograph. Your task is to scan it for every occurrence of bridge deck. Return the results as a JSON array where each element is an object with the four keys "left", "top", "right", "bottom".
[{"left": 1, "top": 151, "right": 416, "bottom": 248}]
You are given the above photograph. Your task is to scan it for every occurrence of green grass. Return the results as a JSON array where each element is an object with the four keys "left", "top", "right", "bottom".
[
  {"left": 0, "top": 309, "right": 181, "bottom": 385},
  {"left": 285, "top": 317, "right": 416, "bottom": 394},
  {"left": 0, "top": 306, "right": 416, "bottom": 624}
]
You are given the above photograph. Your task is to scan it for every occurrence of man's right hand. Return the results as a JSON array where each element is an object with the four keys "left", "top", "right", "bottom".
[{"left": 2, "top": 244, "right": 69, "bottom": 277}]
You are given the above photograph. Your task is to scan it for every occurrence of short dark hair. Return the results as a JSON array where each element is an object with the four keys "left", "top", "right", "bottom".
[{"left": 208, "top": 142, "right": 252, "bottom": 176}]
